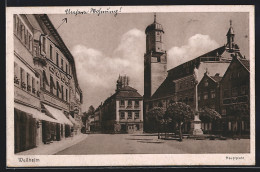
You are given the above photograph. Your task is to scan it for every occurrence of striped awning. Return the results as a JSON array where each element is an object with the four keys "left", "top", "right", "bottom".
[{"left": 14, "top": 103, "right": 57, "bottom": 123}]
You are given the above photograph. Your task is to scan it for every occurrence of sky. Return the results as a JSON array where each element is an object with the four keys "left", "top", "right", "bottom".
[{"left": 48, "top": 12, "right": 249, "bottom": 112}]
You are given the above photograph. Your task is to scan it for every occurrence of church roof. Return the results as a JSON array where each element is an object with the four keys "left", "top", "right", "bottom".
[
  {"left": 226, "top": 27, "right": 235, "bottom": 35},
  {"left": 151, "top": 77, "right": 175, "bottom": 100},
  {"left": 238, "top": 58, "right": 250, "bottom": 71},
  {"left": 145, "top": 14, "right": 164, "bottom": 34}
]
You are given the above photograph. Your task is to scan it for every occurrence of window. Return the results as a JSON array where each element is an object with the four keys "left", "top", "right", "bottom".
[
  {"left": 211, "top": 90, "right": 216, "bottom": 99},
  {"left": 120, "top": 112, "right": 125, "bottom": 119},
  {"left": 24, "top": 29, "right": 28, "bottom": 45},
  {"left": 42, "top": 37, "right": 46, "bottom": 53},
  {"left": 50, "top": 75, "right": 55, "bottom": 94},
  {"left": 241, "top": 86, "right": 246, "bottom": 95},
  {"left": 50, "top": 45, "right": 53, "bottom": 60},
  {"left": 204, "top": 80, "right": 208, "bottom": 87},
  {"left": 203, "top": 93, "right": 208, "bottom": 100},
  {"left": 20, "top": 68, "right": 25, "bottom": 88},
  {"left": 128, "top": 100, "right": 132, "bottom": 107},
  {"left": 61, "top": 58, "right": 64, "bottom": 70},
  {"left": 26, "top": 73, "right": 31, "bottom": 92},
  {"left": 134, "top": 100, "right": 139, "bottom": 107},
  {"left": 56, "top": 81, "right": 60, "bottom": 97},
  {"left": 198, "top": 95, "right": 201, "bottom": 101},
  {"left": 134, "top": 112, "right": 139, "bottom": 119},
  {"left": 149, "top": 102, "right": 153, "bottom": 109},
  {"left": 128, "top": 112, "right": 132, "bottom": 119},
  {"left": 66, "top": 64, "right": 68, "bottom": 73},
  {"left": 120, "top": 100, "right": 125, "bottom": 106},
  {"left": 66, "top": 89, "right": 68, "bottom": 101},
  {"left": 222, "top": 109, "right": 226, "bottom": 115},
  {"left": 29, "top": 34, "right": 32, "bottom": 52},
  {"left": 32, "top": 77, "right": 35, "bottom": 94},
  {"left": 61, "top": 85, "right": 64, "bottom": 100},
  {"left": 231, "top": 87, "right": 238, "bottom": 97},
  {"left": 56, "top": 52, "right": 59, "bottom": 67},
  {"left": 223, "top": 89, "right": 230, "bottom": 98}
]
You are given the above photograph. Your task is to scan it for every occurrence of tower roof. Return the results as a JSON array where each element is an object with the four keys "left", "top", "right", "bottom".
[
  {"left": 145, "top": 13, "right": 164, "bottom": 34},
  {"left": 226, "top": 20, "right": 235, "bottom": 36}
]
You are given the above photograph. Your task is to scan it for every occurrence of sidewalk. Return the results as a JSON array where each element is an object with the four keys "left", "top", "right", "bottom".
[{"left": 16, "top": 134, "right": 88, "bottom": 155}]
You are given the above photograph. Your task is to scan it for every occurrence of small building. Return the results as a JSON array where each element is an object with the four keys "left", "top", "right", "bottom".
[
  {"left": 219, "top": 55, "right": 250, "bottom": 137},
  {"left": 100, "top": 75, "right": 143, "bottom": 133}
]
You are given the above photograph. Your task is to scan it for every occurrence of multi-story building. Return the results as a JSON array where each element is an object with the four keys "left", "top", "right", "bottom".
[
  {"left": 13, "top": 14, "right": 83, "bottom": 153},
  {"left": 143, "top": 15, "right": 247, "bottom": 134},
  {"left": 198, "top": 72, "right": 222, "bottom": 133},
  {"left": 219, "top": 55, "right": 250, "bottom": 136},
  {"left": 100, "top": 75, "right": 143, "bottom": 133}
]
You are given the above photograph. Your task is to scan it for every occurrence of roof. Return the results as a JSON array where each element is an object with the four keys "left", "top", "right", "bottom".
[
  {"left": 116, "top": 86, "right": 142, "bottom": 98},
  {"left": 238, "top": 58, "right": 250, "bottom": 71},
  {"left": 151, "top": 77, "right": 175, "bottom": 100},
  {"left": 210, "top": 75, "right": 222, "bottom": 82}
]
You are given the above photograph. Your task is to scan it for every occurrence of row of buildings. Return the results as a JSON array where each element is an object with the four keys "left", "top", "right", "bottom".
[
  {"left": 143, "top": 15, "right": 250, "bottom": 136},
  {"left": 84, "top": 15, "right": 250, "bottom": 136},
  {"left": 14, "top": 14, "right": 83, "bottom": 153}
]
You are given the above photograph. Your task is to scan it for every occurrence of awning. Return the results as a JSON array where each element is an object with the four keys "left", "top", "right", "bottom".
[
  {"left": 14, "top": 103, "right": 57, "bottom": 123},
  {"left": 43, "top": 104, "right": 73, "bottom": 126}
]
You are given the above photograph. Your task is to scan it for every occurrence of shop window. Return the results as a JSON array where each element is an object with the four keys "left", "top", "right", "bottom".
[
  {"left": 149, "top": 102, "right": 153, "bottom": 109},
  {"left": 120, "top": 112, "right": 125, "bottom": 119},
  {"left": 128, "top": 112, "right": 132, "bottom": 119}
]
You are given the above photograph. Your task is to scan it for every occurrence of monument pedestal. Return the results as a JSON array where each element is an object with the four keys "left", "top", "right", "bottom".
[{"left": 192, "top": 114, "right": 203, "bottom": 135}]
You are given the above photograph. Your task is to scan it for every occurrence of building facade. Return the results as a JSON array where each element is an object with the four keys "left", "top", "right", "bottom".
[
  {"left": 198, "top": 72, "right": 222, "bottom": 133},
  {"left": 99, "top": 76, "right": 143, "bottom": 133},
  {"left": 219, "top": 56, "right": 250, "bottom": 137},
  {"left": 13, "top": 14, "right": 83, "bottom": 153}
]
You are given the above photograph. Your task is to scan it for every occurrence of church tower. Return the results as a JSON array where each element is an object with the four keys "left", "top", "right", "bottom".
[{"left": 144, "top": 14, "right": 167, "bottom": 99}]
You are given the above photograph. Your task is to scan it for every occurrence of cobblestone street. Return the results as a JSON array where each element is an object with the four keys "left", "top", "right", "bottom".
[{"left": 55, "top": 133, "right": 250, "bottom": 154}]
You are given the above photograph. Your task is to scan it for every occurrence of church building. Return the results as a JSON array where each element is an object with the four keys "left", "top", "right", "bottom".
[{"left": 143, "top": 15, "right": 248, "bottom": 134}]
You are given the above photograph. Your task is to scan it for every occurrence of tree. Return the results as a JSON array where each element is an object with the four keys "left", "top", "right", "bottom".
[
  {"left": 199, "top": 107, "right": 222, "bottom": 134},
  {"left": 147, "top": 107, "right": 165, "bottom": 139},
  {"left": 165, "top": 102, "right": 194, "bottom": 141}
]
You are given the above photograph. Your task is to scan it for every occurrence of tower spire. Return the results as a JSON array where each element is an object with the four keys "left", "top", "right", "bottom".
[
  {"left": 154, "top": 13, "right": 156, "bottom": 23},
  {"left": 230, "top": 19, "right": 232, "bottom": 27}
]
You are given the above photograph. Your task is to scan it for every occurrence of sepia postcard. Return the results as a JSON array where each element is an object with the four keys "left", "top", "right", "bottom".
[{"left": 6, "top": 5, "right": 255, "bottom": 167}]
